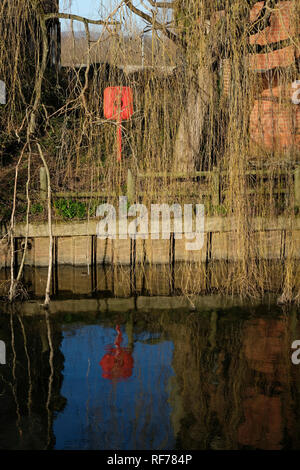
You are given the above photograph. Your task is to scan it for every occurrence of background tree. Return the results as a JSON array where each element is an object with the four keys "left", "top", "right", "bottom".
[{"left": 123, "top": 0, "right": 299, "bottom": 171}]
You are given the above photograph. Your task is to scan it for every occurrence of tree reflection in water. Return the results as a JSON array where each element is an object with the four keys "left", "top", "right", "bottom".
[{"left": 1, "top": 302, "right": 300, "bottom": 450}]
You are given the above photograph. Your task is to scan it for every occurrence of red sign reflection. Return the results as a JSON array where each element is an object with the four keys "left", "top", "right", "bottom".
[{"left": 99, "top": 325, "right": 134, "bottom": 380}]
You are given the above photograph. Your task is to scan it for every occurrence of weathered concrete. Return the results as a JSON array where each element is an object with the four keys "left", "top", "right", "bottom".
[
  {"left": 0, "top": 293, "right": 277, "bottom": 316},
  {"left": 0, "top": 217, "right": 299, "bottom": 268},
  {"left": 10, "top": 216, "right": 300, "bottom": 238}
]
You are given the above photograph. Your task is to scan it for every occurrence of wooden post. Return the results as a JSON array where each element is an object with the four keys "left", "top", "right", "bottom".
[
  {"left": 295, "top": 166, "right": 300, "bottom": 208},
  {"left": 211, "top": 168, "right": 220, "bottom": 207},
  {"left": 127, "top": 169, "right": 135, "bottom": 205},
  {"left": 40, "top": 166, "right": 47, "bottom": 201}
]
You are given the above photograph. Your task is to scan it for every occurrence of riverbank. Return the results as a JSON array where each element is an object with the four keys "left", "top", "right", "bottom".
[{"left": 1, "top": 216, "right": 299, "bottom": 268}]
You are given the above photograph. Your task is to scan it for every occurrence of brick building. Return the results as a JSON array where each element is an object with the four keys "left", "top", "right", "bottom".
[
  {"left": 223, "top": 1, "right": 299, "bottom": 156},
  {"left": 249, "top": 1, "right": 299, "bottom": 155}
]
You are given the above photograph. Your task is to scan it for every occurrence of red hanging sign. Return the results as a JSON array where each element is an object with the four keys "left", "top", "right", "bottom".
[{"left": 103, "top": 87, "right": 133, "bottom": 162}]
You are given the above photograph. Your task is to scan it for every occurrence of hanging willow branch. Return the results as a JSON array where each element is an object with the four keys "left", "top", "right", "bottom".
[
  {"left": 37, "top": 143, "right": 53, "bottom": 307},
  {"left": 8, "top": 145, "right": 27, "bottom": 302}
]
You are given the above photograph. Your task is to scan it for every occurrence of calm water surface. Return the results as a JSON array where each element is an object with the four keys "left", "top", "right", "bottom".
[{"left": 0, "top": 300, "right": 300, "bottom": 450}]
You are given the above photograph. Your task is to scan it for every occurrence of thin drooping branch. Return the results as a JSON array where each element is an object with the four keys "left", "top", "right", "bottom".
[
  {"left": 9, "top": 145, "right": 27, "bottom": 302},
  {"left": 8, "top": 3, "right": 49, "bottom": 301},
  {"left": 15, "top": 150, "right": 31, "bottom": 286},
  {"left": 37, "top": 143, "right": 53, "bottom": 307}
]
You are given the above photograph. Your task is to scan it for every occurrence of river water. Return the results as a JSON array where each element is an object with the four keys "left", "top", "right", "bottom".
[{"left": 0, "top": 294, "right": 299, "bottom": 450}]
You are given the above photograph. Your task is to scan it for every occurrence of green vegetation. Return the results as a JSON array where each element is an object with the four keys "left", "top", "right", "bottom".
[
  {"left": 54, "top": 199, "right": 86, "bottom": 220},
  {"left": 30, "top": 202, "right": 44, "bottom": 215}
]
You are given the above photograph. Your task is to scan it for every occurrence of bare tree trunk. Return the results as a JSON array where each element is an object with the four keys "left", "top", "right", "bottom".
[{"left": 173, "top": 66, "right": 211, "bottom": 173}]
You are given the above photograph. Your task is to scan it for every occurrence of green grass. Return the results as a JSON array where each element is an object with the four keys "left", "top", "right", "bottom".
[{"left": 54, "top": 199, "right": 86, "bottom": 220}]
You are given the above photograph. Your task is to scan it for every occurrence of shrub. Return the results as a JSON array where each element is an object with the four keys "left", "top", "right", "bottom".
[
  {"left": 54, "top": 199, "right": 86, "bottom": 219},
  {"left": 30, "top": 203, "right": 44, "bottom": 215}
]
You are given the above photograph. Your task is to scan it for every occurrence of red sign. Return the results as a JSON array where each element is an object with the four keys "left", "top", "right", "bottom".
[{"left": 103, "top": 87, "right": 133, "bottom": 161}]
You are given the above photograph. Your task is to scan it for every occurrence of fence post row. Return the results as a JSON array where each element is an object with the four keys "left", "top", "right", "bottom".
[
  {"left": 39, "top": 164, "right": 300, "bottom": 209},
  {"left": 211, "top": 168, "right": 220, "bottom": 207},
  {"left": 127, "top": 169, "right": 136, "bottom": 205}
]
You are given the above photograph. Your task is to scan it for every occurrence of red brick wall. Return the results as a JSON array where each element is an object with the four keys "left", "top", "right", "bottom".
[
  {"left": 250, "top": 1, "right": 295, "bottom": 45},
  {"left": 249, "top": 1, "right": 299, "bottom": 154},
  {"left": 221, "top": 1, "right": 299, "bottom": 155},
  {"left": 250, "top": 83, "right": 300, "bottom": 152}
]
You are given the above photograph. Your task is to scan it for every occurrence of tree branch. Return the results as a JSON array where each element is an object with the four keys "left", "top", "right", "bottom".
[
  {"left": 44, "top": 12, "right": 119, "bottom": 26},
  {"left": 124, "top": 0, "right": 184, "bottom": 47},
  {"left": 147, "top": 0, "right": 175, "bottom": 8}
]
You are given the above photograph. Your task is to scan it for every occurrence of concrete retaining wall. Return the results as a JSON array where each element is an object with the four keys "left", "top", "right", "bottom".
[{"left": 0, "top": 217, "right": 299, "bottom": 268}]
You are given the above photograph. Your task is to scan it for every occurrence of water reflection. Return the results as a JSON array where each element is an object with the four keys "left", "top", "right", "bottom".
[
  {"left": 100, "top": 325, "right": 134, "bottom": 381},
  {"left": 0, "top": 303, "right": 300, "bottom": 450},
  {"left": 0, "top": 308, "right": 66, "bottom": 450},
  {"left": 54, "top": 320, "right": 174, "bottom": 450}
]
